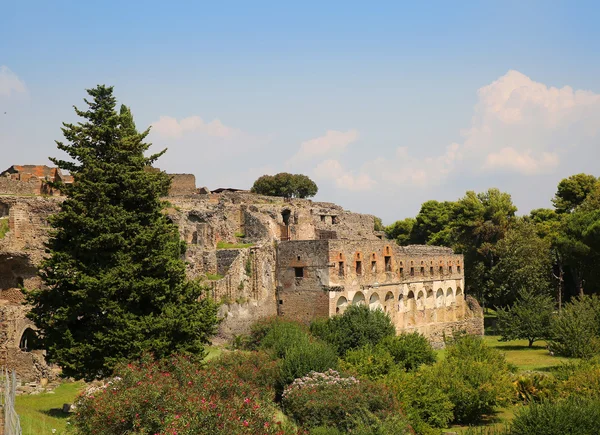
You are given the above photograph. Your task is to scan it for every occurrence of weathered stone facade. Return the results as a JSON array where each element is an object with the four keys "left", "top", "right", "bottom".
[
  {"left": 0, "top": 165, "right": 483, "bottom": 381},
  {"left": 276, "top": 241, "right": 483, "bottom": 348}
]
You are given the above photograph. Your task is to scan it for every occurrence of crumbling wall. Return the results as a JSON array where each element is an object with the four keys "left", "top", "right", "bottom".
[{"left": 169, "top": 174, "right": 197, "bottom": 195}]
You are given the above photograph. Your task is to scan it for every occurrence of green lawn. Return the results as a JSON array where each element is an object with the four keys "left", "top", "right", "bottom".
[{"left": 16, "top": 381, "right": 85, "bottom": 435}]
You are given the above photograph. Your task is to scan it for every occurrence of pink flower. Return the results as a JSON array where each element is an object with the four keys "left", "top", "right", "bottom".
[{"left": 243, "top": 420, "right": 249, "bottom": 427}]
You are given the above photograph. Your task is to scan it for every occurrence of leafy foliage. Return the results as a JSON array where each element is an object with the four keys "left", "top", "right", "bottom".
[
  {"left": 425, "top": 335, "right": 513, "bottom": 424},
  {"left": 380, "top": 332, "right": 436, "bottom": 371},
  {"left": 251, "top": 172, "right": 318, "bottom": 198},
  {"left": 509, "top": 398, "right": 600, "bottom": 435},
  {"left": 25, "top": 86, "right": 218, "bottom": 380},
  {"left": 282, "top": 370, "right": 403, "bottom": 432},
  {"left": 310, "top": 305, "right": 396, "bottom": 356},
  {"left": 496, "top": 290, "right": 555, "bottom": 347},
  {"left": 340, "top": 344, "right": 396, "bottom": 380},
  {"left": 279, "top": 340, "right": 339, "bottom": 388},
  {"left": 73, "top": 353, "right": 292, "bottom": 435},
  {"left": 550, "top": 295, "right": 600, "bottom": 358},
  {"left": 552, "top": 173, "right": 599, "bottom": 214}
]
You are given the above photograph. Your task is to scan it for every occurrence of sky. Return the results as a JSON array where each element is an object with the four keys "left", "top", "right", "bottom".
[{"left": 1, "top": 1, "right": 599, "bottom": 223}]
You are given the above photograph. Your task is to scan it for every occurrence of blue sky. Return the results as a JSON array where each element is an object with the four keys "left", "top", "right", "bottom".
[{"left": 1, "top": 1, "right": 599, "bottom": 222}]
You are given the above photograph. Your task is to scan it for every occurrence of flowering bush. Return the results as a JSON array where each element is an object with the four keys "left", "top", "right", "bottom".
[
  {"left": 282, "top": 370, "right": 402, "bottom": 431},
  {"left": 73, "top": 353, "right": 293, "bottom": 435}
]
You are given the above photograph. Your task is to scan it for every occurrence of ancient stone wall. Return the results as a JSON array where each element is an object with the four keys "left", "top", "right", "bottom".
[
  {"left": 0, "top": 178, "right": 42, "bottom": 195},
  {"left": 169, "top": 174, "right": 197, "bottom": 195},
  {"left": 276, "top": 240, "right": 331, "bottom": 324}
]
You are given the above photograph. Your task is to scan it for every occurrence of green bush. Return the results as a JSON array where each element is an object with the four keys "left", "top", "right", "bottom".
[
  {"left": 550, "top": 295, "right": 600, "bottom": 358},
  {"left": 282, "top": 370, "right": 402, "bottom": 432},
  {"left": 340, "top": 344, "right": 396, "bottom": 380},
  {"left": 380, "top": 332, "right": 436, "bottom": 371},
  {"left": 279, "top": 340, "right": 339, "bottom": 388},
  {"left": 384, "top": 369, "right": 454, "bottom": 429},
  {"left": 557, "top": 358, "right": 600, "bottom": 400},
  {"left": 310, "top": 305, "right": 395, "bottom": 356},
  {"left": 73, "top": 353, "right": 293, "bottom": 435},
  {"left": 259, "top": 318, "right": 310, "bottom": 358},
  {"left": 427, "top": 335, "right": 513, "bottom": 424},
  {"left": 509, "top": 398, "right": 600, "bottom": 435},
  {"left": 513, "top": 371, "right": 558, "bottom": 404}
]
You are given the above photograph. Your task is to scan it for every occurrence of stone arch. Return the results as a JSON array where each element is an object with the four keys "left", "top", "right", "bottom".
[
  {"left": 406, "top": 291, "right": 415, "bottom": 311},
  {"left": 417, "top": 290, "right": 425, "bottom": 309},
  {"left": 384, "top": 291, "right": 394, "bottom": 312},
  {"left": 336, "top": 296, "right": 348, "bottom": 314},
  {"left": 436, "top": 288, "right": 444, "bottom": 307},
  {"left": 19, "top": 328, "right": 40, "bottom": 352},
  {"left": 456, "top": 287, "right": 463, "bottom": 304},
  {"left": 446, "top": 288, "right": 454, "bottom": 306},
  {"left": 369, "top": 292, "right": 381, "bottom": 310},
  {"left": 426, "top": 289, "right": 434, "bottom": 309},
  {"left": 398, "top": 293, "right": 405, "bottom": 311},
  {"left": 352, "top": 292, "right": 365, "bottom": 306}
]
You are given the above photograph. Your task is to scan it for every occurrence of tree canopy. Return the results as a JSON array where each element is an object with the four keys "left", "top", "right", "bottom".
[
  {"left": 251, "top": 173, "right": 318, "bottom": 198},
  {"left": 26, "top": 85, "right": 218, "bottom": 380}
]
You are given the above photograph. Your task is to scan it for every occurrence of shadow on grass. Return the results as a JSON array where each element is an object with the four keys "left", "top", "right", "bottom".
[
  {"left": 494, "top": 344, "right": 546, "bottom": 351},
  {"left": 41, "top": 408, "right": 70, "bottom": 419}
]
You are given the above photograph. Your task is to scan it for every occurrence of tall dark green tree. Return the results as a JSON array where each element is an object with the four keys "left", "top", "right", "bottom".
[{"left": 26, "top": 86, "right": 218, "bottom": 380}]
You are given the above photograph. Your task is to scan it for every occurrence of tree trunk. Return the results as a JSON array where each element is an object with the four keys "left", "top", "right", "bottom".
[{"left": 528, "top": 338, "right": 534, "bottom": 348}]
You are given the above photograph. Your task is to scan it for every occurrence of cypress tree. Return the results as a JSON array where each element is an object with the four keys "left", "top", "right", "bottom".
[{"left": 26, "top": 85, "right": 218, "bottom": 380}]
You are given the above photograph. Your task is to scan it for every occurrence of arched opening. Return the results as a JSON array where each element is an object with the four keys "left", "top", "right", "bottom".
[
  {"left": 436, "top": 288, "right": 444, "bottom": 307},
  {"left": 352, "top": 292, "right": 365, "bottom": 306},
  {"left": 456, "top": 287, "right": 463, "bottom": 304},
  {"left": 406, "top": 291, "right": 415, "bottom": 311},
  {"left": 281, "top": 210, "right": 291, "bottom": 226},
  {"left": 426, "top": 289, "right": 434, "bottom": 308},
  {"left": 446, "top": 288, "right": 454, "bottom": 306},
  {"left": 19, "top": 328, "right": 40, "bottom": 352},
  {"left": 384, "top": 291, "right": 394, "bottom": 313},
  {"left": 336, "top": 296, "right": 348, "bottom": 314},
  {"left": 369, "top": 293, "right": 381, "bottom": 310},
  {"left": 398, "top": 293, "right": 405, "bottom": 311},
  {"left": 417, "top": 290, "right": 425, "bottom": 309}
]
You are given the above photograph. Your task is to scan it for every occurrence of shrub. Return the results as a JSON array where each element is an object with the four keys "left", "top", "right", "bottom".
[
  {"left": 513, "top": 371, "right": 558, "bottom": 404},
  {"left": 259, "top": 318, "right": 310, "bottom": 358},
  {"left": 310, "top": 305, "right": 395, "bottom": 356},
  {"left": 279, "top": 340, "right": 339, "bottom": 388},
  {"left": 550, "top": 295, "right": 600, "bottom": 358},
  {"left": 380, "top": 332, "right": 436, "bottom": 371},
  {"left": 73, "top": 353, "right": 293, "bottom": 435},
  {"left": 282, "top": 370, "right": 401, "bottom": 432},
  {"left": 509, "top": 398, "right": 600, "bottom": 435},
  {"left": 340, "top": 344, "right": 396, "bottom": 380},
  {"left": 209, "top": 351, "right": 280, "bottom": 400},
  {"left": 557, "top": 358, "right": 600, "bottom": 400},
  {"left": 427, "top": 335, "right": 513, "bottom": 424},
  {"left": 384, "top": 369, "right": 454, "bottom": 429}
]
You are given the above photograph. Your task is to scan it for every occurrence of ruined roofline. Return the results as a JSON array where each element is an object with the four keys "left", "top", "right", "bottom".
[{"left": 279, "top": 239, "right": 456, "bottom": 255}]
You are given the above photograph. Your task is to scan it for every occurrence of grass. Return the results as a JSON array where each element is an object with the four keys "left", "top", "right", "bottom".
[
  {"left": 0, "top": 217, "right": 9, "bottom": 239},
  {"left": 16, "top": 381, "right": 85, "bottom": 435},
  {"left": 216, "top": 241, "right": 254, "bottom": 249},
  {"left": 205, "top": 273, "right": 224, "bottom": 281}
]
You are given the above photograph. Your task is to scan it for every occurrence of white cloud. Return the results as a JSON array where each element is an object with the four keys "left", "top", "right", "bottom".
[
  {"left": 152, "top": 115, "right": 237, "bottom": 139},
  {"left": 289, "top": 129, "right": 359, "bottom": 163},
  {"left": 483, "top": 147, "right": 559, "bottom": 174},
  {"left": 0, "top": 66, "right": 26, "bottom": 97},
  {"left": 306, "top": 70, "right": 600, "bottom": 194},
  {"left": 314, "top": 159, "right": 376, "bottom": 192}
]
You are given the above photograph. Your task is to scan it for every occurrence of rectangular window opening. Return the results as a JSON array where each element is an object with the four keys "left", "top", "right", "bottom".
[
  {"left": 371, "top": 261, "right": 377, "bottom": 273},
  {"left": 338, "top": 262, "right": 345, "bottom": 277},
  {"left": 384, "top": 256, "right": 392, "bottom": 272},
  {"left": 410, "top": 267, "right": 415, "bottom": 276},
  {"left": 420, "top": 267, "right": 425, "bottom": 276},
  {"left": 439, "top": 266, "right": 443, "bottom": 275},
  {"left": 430, "top": 266, "right": 434, "bottom": 275},
  {"left": 294, "top": 267, "right": 304, "bottom": 278},
  {"left": 399, "top": 267, "right": 403, "bottom": 276},
  {"left": 457, "top": 266, "right": 461, "bottom": 273},
  {"left": 356, "top": 261, "right": 362, "bottom": 276},
  {"left": 449, "top": 266, "right": 453, "bottom": 274}
]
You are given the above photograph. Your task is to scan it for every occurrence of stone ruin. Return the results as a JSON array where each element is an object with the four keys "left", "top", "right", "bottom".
[{"left": 0, "top": 165, "right": 483, "bottom": 382}]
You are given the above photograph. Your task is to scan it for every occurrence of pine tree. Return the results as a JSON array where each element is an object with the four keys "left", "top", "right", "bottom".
[{"left": 26, "top": 85, "right": 218, "bottom": 380}]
